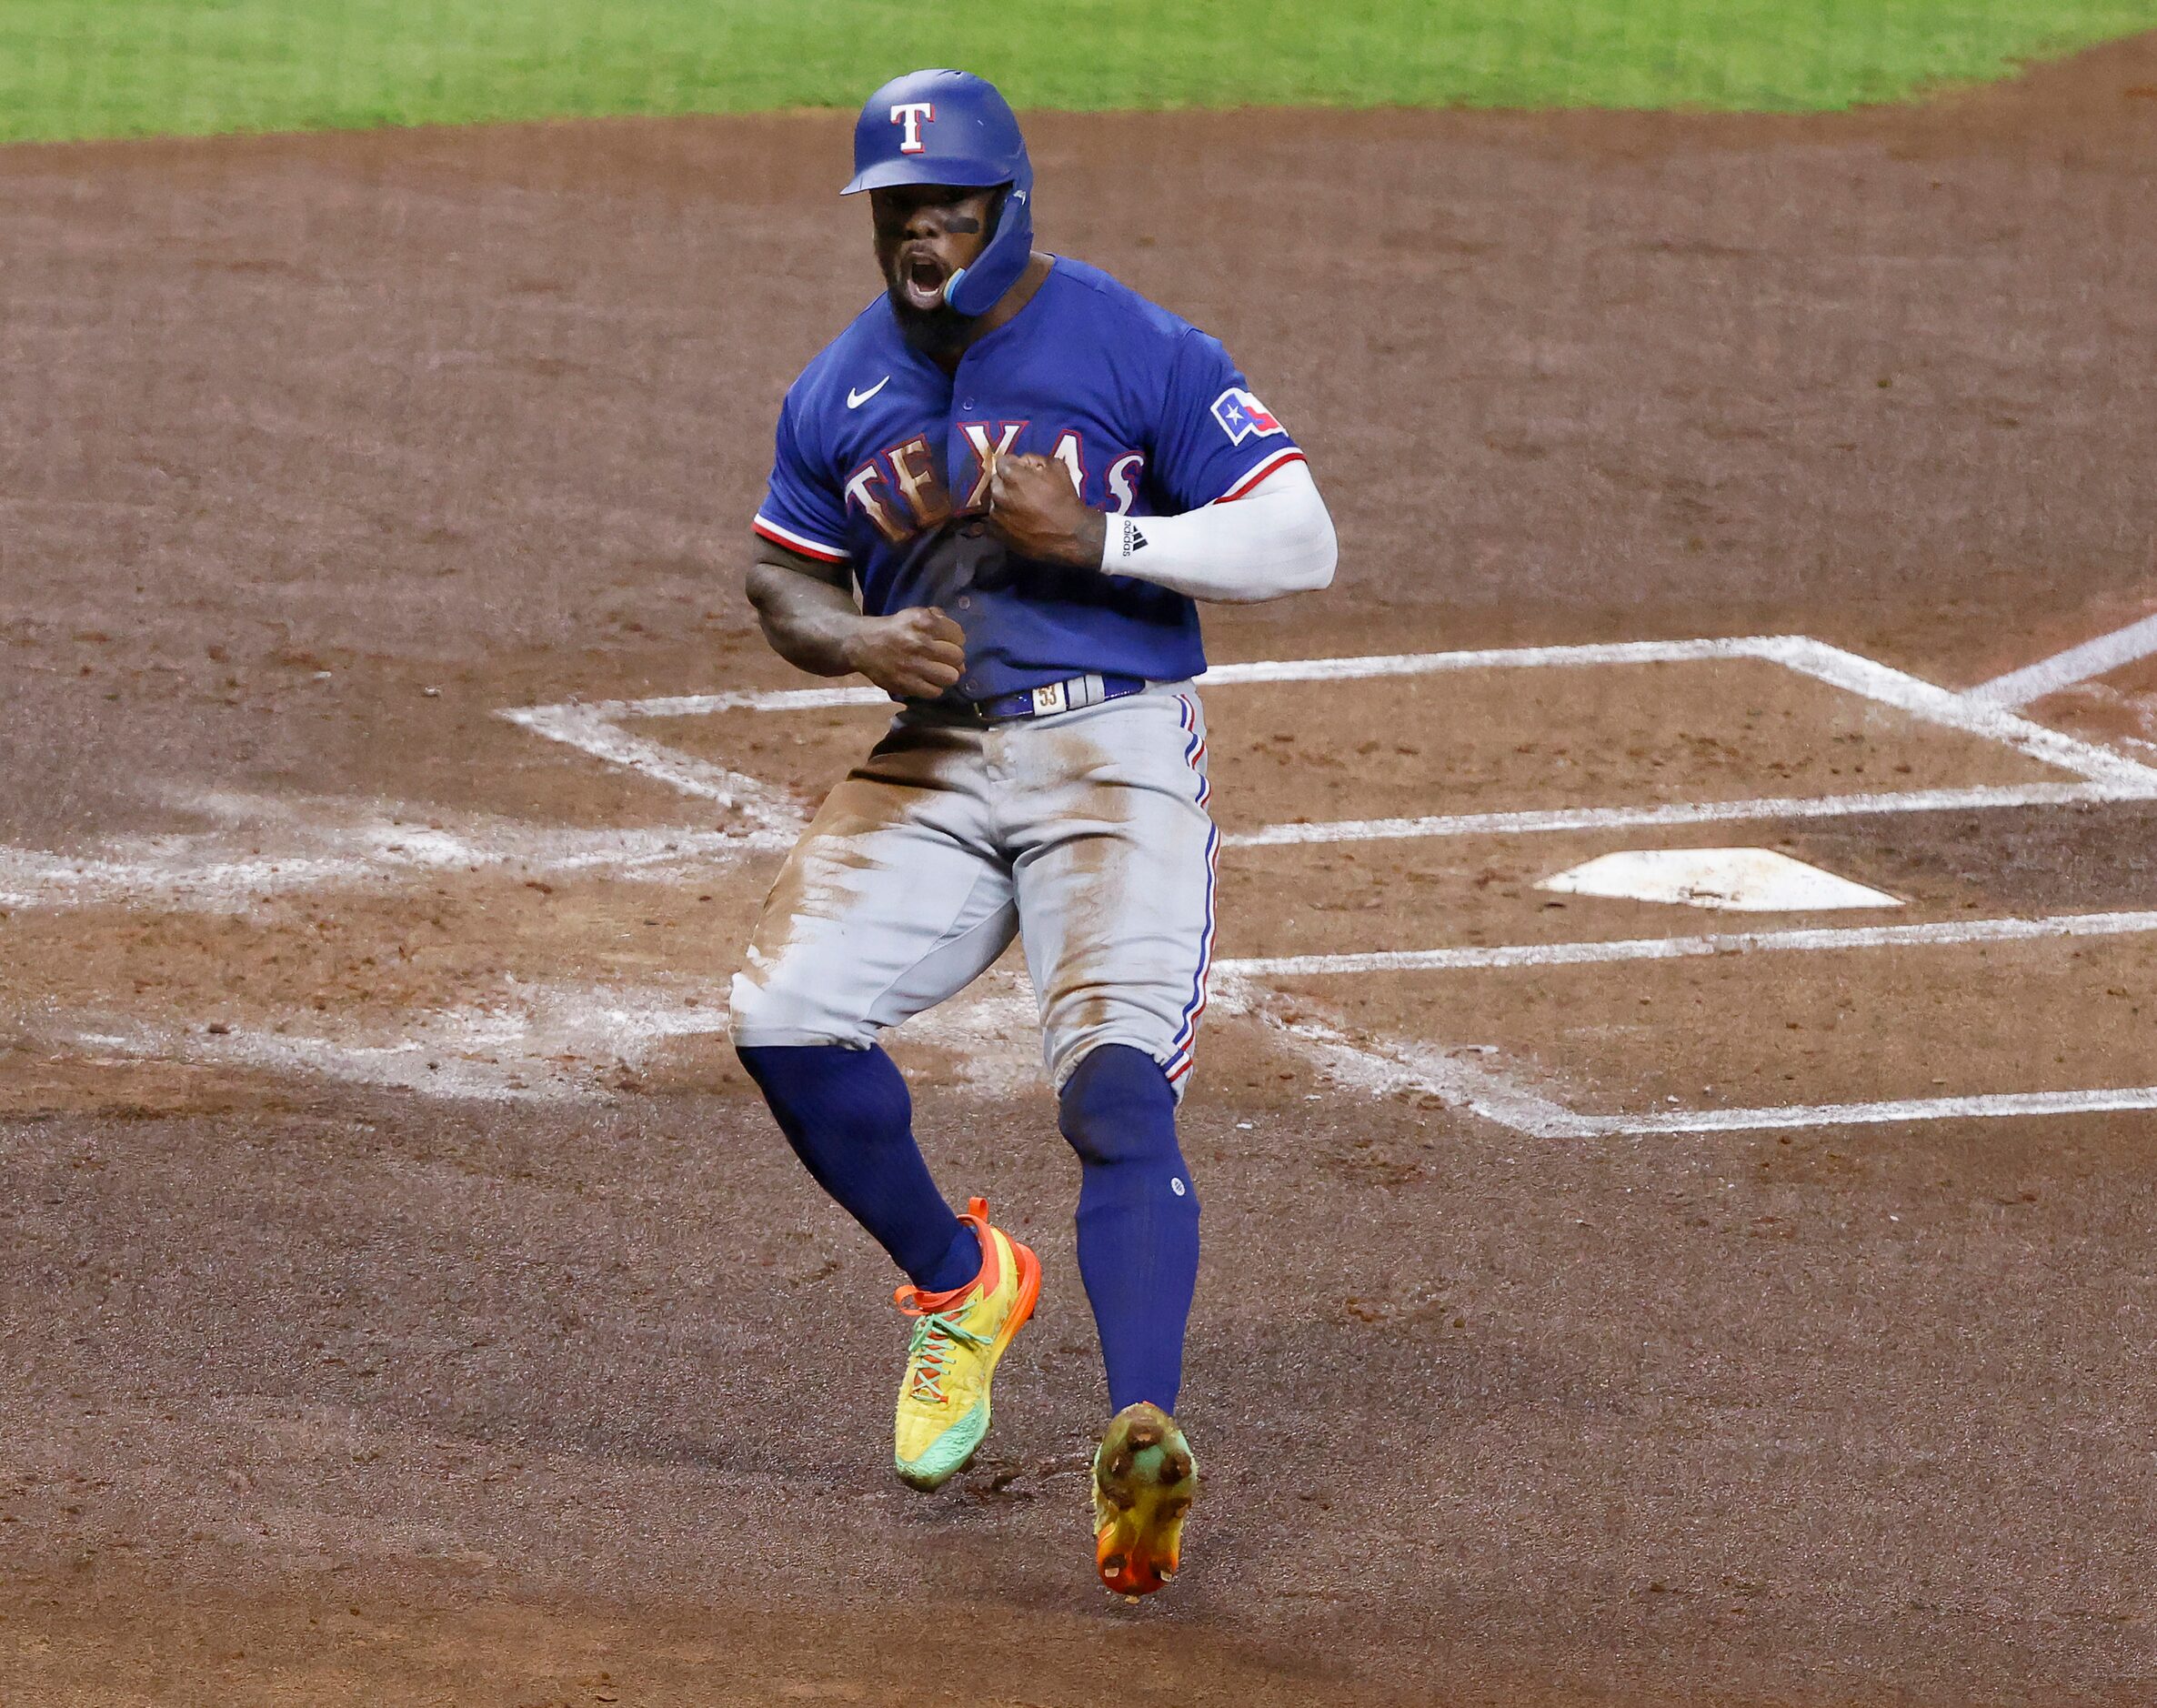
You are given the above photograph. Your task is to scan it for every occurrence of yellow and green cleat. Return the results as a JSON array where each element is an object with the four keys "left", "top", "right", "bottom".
[
  {"left": 1092, "top": 1401, "right": 1197, "bottom": 1597},
  {"left": 890, "top": 1196, "right": 1041, "bottom": 1491}
]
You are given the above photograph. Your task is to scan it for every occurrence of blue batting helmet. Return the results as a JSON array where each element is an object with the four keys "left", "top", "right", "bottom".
[{"left": 843, "top": 69, "right": 1034, "bottom": 319}]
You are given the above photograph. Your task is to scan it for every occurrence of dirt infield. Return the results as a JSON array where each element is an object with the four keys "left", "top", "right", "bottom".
[{"left": 4, "top": 35, "right": 2156, "bottom": 1706}]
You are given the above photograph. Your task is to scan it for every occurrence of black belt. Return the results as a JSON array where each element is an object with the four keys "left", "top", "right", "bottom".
[{"left": 935, "top": 672, "right": 1150, "bottom": 722}]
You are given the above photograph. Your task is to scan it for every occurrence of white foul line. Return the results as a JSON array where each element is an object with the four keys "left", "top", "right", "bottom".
[
  {"left": 0, "top": 790, "right": 793, "bottom": 912},
  {"left": 597, "top": 684, "right": 889, "bottom": 718},
  {"left": 1198, "top": 638, "right": 1768, "bottom": 682},
  {"left": 1219, "top": 909, "right": 2157, "bottom": 979},
  {"left": 1217, "top": 980, "right": 2157, "bottom": 1140},
  {"left": 1223, "top": 781, "right": 2137, "bottom": 848},
  {"left": 1756, "top": 635, "right": 2157, "bottom": 790},
  {"left": 53, "top": 974, "right": 1048, "bottom": 1105},
  {"left": 567, "top": 638, "right": 1781, "bottom": 722},
  {"left": 1580, "top": 1086, "right": 2157, "bottom": 1135},
  {"left": 1211, "top": 977, "right": 1596, "bottom": 1137},
  {"left": 498, "top": 704, "right": 806, "bottom": 833},
  {"left": 1966, "top": 611, "right": 2157, "bottom": 708}
]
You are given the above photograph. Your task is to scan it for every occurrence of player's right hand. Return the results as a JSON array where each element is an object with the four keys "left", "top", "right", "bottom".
[{"left": 843, "top": 606, "right": 968, "bottom": 699}]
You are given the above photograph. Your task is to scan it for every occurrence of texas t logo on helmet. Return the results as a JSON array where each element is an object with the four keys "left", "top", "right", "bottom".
[
  {"left": 846, "top": 68, "right": 1034, "bottom": 318},
  {"left": 889, "top": 101, "right": 935, "bottom": 153}
]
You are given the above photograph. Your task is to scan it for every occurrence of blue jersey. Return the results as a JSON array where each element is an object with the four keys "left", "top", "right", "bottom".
[{"left": 753, "top": 257, "right": 1304, "bottom": 701}]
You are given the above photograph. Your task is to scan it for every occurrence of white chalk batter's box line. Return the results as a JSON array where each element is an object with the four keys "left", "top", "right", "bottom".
[
  {"left": 502, "top": 637, "right": 2157, "bottom": 1135},
  {"left": 501, "top": 635, "right": 2157, "bottom": 847}
]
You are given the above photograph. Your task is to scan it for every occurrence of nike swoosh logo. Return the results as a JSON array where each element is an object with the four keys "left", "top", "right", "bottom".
[{"left": 847, "top": 377, "right": 890, "bottom": 409}]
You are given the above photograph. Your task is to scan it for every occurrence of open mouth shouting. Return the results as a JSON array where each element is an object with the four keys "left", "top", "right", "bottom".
[{"left": 897, "top": 246, "right": 950, "bottom": 312}]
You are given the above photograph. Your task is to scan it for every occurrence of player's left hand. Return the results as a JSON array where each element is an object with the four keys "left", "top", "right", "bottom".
[{"left": 986, "top": 451, "right": 1108, "bottom": 569}]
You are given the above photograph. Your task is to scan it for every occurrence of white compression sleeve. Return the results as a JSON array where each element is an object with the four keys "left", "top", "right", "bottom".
[{"left": 1098, "top": 457, "right": 1338, "bottom": 603}]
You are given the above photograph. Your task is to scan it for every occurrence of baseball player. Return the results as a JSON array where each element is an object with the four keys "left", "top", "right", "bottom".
[{"left": 730, "top": 67, "right": 1336, "bottom": 1597}]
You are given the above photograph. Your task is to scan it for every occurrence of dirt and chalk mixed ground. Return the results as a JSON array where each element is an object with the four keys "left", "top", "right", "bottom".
[{"left": 3, "top": 35, "right": 2155, "bottom": 1705}]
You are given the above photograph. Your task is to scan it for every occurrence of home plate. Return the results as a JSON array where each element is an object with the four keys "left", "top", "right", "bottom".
[{"left": 1538, "top": 848, "right": 1903, "bottom": 912}]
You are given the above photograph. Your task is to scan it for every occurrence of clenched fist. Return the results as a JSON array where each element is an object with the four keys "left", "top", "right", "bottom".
[
  {"left": 842, "top": 606, "right": 967, "bottom": 699},
  {"left": 985, "top": 450, "right": 1108, "bottom": 568}
]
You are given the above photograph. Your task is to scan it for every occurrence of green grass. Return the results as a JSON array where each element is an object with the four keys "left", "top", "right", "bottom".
[{"left": 6, "top": 0, "right": 2155, "bottom": 144}]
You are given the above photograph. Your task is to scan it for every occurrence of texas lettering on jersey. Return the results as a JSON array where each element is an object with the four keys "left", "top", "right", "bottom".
[
  {"left": 845, "top": 426, "right": 1149, "bottom": 546},
  {"left": 755, "top": 256, "right": 1305, "bottom": 699}
]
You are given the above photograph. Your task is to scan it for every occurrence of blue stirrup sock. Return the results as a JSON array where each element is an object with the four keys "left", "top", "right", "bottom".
[
  {"left": 736, "top": 1043, "right": 980, "bottom": 1294},
  {"left": 1058, "top": 1045, "right": 1200, "bottom": 1416}
]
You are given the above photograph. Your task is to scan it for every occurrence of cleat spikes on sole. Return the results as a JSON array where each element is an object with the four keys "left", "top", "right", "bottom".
[{"left": 1092, "top": 1402, "right": 1198, "bottom": 1599}]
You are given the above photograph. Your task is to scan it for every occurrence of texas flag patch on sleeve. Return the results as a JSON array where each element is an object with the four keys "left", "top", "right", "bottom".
[{"left": 1211, "top": 387, "right": 1285, "bottom": 445}]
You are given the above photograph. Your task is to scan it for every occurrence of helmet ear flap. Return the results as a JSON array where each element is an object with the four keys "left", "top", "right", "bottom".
[{"left": 945, "top": 171, "right": 1035, "bottom": 317}]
